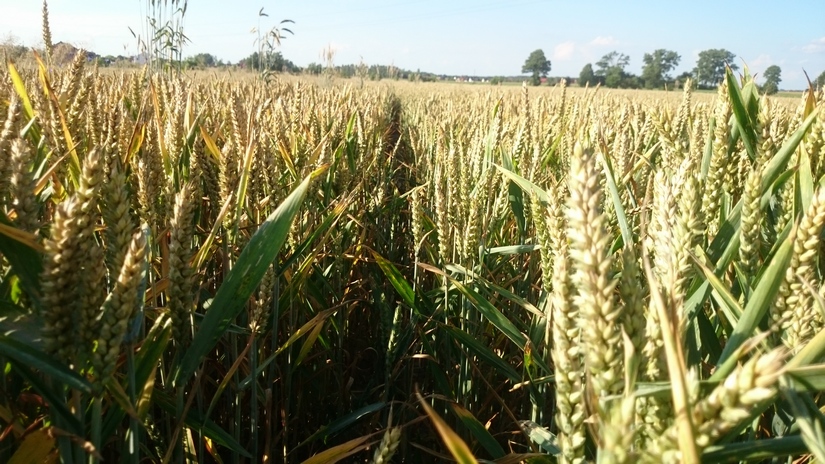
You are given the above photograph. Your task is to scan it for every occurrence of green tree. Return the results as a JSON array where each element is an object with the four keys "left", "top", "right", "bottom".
[
  {"left": 693, "top": 49, "right": 738, "bottom": 88},
  {"left": 674, "top": 71, "right": 695, "bottom": 90},
  {"left": 238, "top": 51, "right": 298, "bottom": 72},
  {"left": 522, "top": 49, "right": 551, "bottom": 86},
  {"left": 762, "top": 65, "right": 781, "bottom": 95},
  {"left": 596, "top": 51, "right": 629, "bottom": 74},
  {"left": 641, "top": 49, "right": 681, "bottom": 89},
  {"left": 304, "top": 62, "right": 323, "bottom": 75},
  {"left": 595, "top": 51, "right": 630, "bottom": 88},
  {"left": 184, "top": 53, "right": 219, "bottom": 69},
  {"left": 578, "top": 63, "right": 598, "bottom": 87},
  {"left": 816, "top": 70, "right": 825, "bottom": 89}
]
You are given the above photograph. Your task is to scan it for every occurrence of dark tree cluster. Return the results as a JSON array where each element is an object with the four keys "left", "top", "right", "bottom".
[
  {"left": 522, "top": 49, "right": 552, "bottom": 86},
  {"left": 569, "top": 47, "right": 785, "bottom": 91},
  {"left": 238, "top": 51, "right": 299, "bottom": 73}
]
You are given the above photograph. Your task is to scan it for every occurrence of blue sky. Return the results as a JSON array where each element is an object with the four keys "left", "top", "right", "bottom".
[{"left": 2, "top": 0, "right": 824, "bottom": 89}]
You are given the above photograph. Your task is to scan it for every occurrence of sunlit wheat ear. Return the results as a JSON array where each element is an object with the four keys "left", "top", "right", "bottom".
[
  {"left": 598, "top": 395, "right": 637, "bottom": 464},
  {"left": 0, "top": 94, "right": 21, "bottom": 202},
  {"left": 410, "top": 186, "right": 424, "bottom": 260},
  {"left": 755, "top": 96, "right": 775, "bottom": 167},
  {"left": 75, "top": 149, "right": 106, "bottom": 364},
  {"left": 551, "top": 236, "right": 586, "bottom": 464},
  {"left": 40, "top": 147, "right": 104, "bottom": 367},
  {"left": 168, "top": 181, "right": 198, "bottom": 342},
  {"left": 65, "top": 53, "right": 89, "bottom": 136},
  {"left": 8, "top": 139, "right": 40, "bottom": 233},
  {"left": 41, "top": 198, "right": 82, "bottom": 365},
  {"left": 94, "top": 230, "right": 147, "bottom": 385},
  {"left": 433, "top": 155, "right": 451, "bottom": 263},
  {"left": 642, "top": 169, "right": 672, "bottom": 382},
  {"left": 773, "top": 187, "right": 825, "bottom": 350},
  {"left": 566, "top": 142, "right": 621, "bottom": 398},
  {"left": 737, "top": 165, "right": 763, "bottom": 287},
  {"left": 102, "top": 158, "right": 135, "bottom": 276},
  {"left": 62, "top": 48, "right": 87, "bottom": 100},
  {"left": 702, "top": 83, "right": 732, "bottom": 237},
  {"left": 531, "top": 192, "right": 553, "bottom": 294},
  {"left": 41, "top": 1, "right": 53, "bottom": 66},
  {"left": 370, "top": 427, "right": 401, "bottom": 464},
  {"left": 649, "top": 349, "right": 785, "bottom": 461},
  {"left": 618, "top": 246, "right": 645, "bottom": 369},
  {"left": 671, "top": 157, "right": 702, "bottom": 330}
]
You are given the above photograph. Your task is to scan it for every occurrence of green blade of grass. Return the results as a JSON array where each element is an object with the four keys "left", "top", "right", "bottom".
[
  {"left": 500, "top": 150, "right": 526, "bottom": 237},
  {"left": 102, "top": 316, "right": 171, "bottom": 440},
  {"left": 761, "top": 109, "right": 818, "bottom": 194},
  {"left": 173, "top": 170, "right": 317, "bottom": 387},
  {"left": 726, "top": 67, "right": 757, "bottom": 163},
  {"left": 300, "top": 436, "right": 371, "bottom": 464},
  {"left": 493, "top": 163, "right": 551, "bottom": 205},
  {"left": 416, "top": 391, "right": 479, "bottom": 464},
  {"left": 714, "top": 231, "right": 794, "bottom": 376},
  {"left": 0, "top": 213, "right": 43, "bottom": 312},
  {"left": 296, "top": 402, "right": 387, "bottom": 449},
  {"left": 780, "top": 380, "right": 825, "bottom": 462},
  {"left": 449, "top": 280, "right": 550, "bottom": 376},
  {"left": 690, "top": 250, "right": 743, "bottom": 324},
  {"left": 372, "top": 250, "right": 416, "bottom": 309},
  {"left": 702, "top": 435, "right": 806, "bottom": 463},
  {"left": 450, "top": 402, "right": 506, "bottom": 459},
  {"left": 0, "top": 335, "right": 92, "bottom": 394},
  {"left": 598, "top": 144, "right": 633, "bottom": 247},
  {"left": 442, "top": 326, "right": 521, "bottom": 384},
  {"left": 154, "top": 390, "right": 252, "bottom": 458},
  {"left": 5, "top": 358, "right": 82, "bottom": 433}
]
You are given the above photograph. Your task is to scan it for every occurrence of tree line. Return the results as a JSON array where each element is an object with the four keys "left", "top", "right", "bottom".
[{"left": 522, "top": 48, "right": 807, "bottom": 94}]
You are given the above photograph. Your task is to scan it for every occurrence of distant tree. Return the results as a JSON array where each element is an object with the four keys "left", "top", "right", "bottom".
[
  {"left": 184, "top": 53, "right": 218, "bottom": 69},
  {"left": 674, "top": 71, "right": 695, "bottom": 90},
  {"left": 304, "top": 62, "right": 323, "bottom": 75},
  {"left": 605, "top": 66, "right": 624, "bottom": 88},
  {"left": 693, "top": 49, "right": 738, "bottom": 88},
  {"left": 641, "top": 49, "right": 681, "bottom": 89},
  {"left": 817, "top": 70, "right": 825, "bottom": 89},
  {"left": 596, "top": 51, "right": 632, "bottom": 88},
  {"left": 238, "top": 51, "right": 297, "bottom": 72},
  {"left": 0, "top": 33, "right": 28, "bottom": 62},
  {"left": 522, "top": 49, "right": 551, "bottom": 86},
  {"left": 490, "top": 76, "right": 504, "bottom": 85},
  {"left": 579, "top": 63, "right": 599, "bottom": 87},
  {"left": 761, "top": 65, "right": 781, "bottom": 95},
  {"left": 595, "top": 51, "right": 630, "bottom": 75}
]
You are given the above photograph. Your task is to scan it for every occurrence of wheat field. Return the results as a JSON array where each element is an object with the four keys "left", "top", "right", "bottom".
[{"left": 1, "top": 29, "right": 825, "bottom": 464}]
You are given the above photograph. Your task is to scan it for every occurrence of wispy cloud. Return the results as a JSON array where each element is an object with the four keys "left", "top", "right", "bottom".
[
  {"left": 749, "top": 53, "right": 772, "bottom": 68},
  {"left": 551, "top": 36, "right": 619, "bottom": 63},
  {"left": 802, "top": 36, "right": 825, "bottom": 53},
  {"left": 553, "top": 41, "right": 576, "bottom": 61},
  {"left": 590, "top": 36, "right": 617, "bottom": 47}
]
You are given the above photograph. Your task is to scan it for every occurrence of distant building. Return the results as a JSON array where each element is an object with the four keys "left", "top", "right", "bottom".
[{"left": 52, "top": 41, "right": 99, "bottom": 64}]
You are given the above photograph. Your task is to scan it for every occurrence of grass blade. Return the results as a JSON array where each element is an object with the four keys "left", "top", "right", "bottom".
[
  {"left": 450, "top": 402, "right": 506, "bottom": 459},
  {"left": 174, "top": 170, "right": 316, "bottom": 387},
  {"left": 714, "top": 231, "right": 794, "bottom": 375},
  {"left": 416, "top": 391, "right": 479, "bottom": 464}
]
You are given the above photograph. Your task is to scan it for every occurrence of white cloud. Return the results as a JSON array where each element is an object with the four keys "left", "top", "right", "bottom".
[
  {"left": 802, "top": 36, "right": 825, "bottom": 53},
  {"left": 747, "top": 53, "right": 773, "bottom": 73},
  {"left": 550, "top": 37, "right": 619, "bottom": 63},
  {"left": 590, "top": 36, "right": 617, "bottom": 47},
  {"left": 553, "top": 41, "right": 576, "bottom": 61}
]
